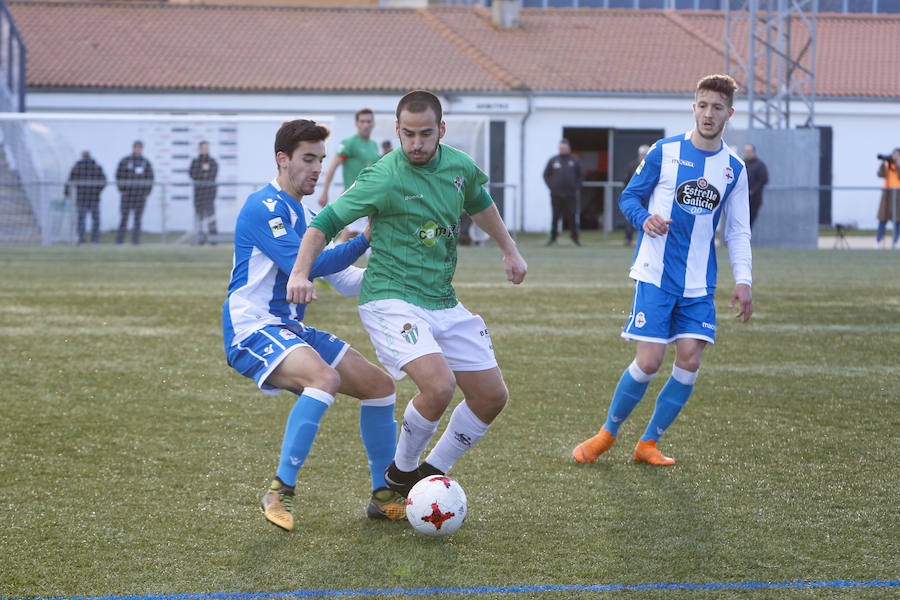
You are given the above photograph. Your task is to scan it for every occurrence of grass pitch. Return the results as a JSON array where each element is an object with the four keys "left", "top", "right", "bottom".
[{"left": 0, "top": 234, "right": 897, "bottom": 599}]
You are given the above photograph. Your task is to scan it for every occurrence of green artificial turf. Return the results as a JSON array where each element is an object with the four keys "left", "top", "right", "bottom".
[{"left": 1, "top": 234, "right": 897, "bottom": 599}]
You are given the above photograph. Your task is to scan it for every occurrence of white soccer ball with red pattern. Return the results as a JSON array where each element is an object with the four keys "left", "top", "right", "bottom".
[{"left": 406, "top": 475, "right": 467, "bottom": 537}]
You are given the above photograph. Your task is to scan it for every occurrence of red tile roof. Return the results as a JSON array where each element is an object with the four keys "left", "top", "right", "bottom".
[{"left": 9, "top": 2, "right": 900, "bottom": 98}]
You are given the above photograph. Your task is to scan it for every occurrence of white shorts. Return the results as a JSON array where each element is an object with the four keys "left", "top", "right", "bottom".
[
  {"left": 346, "top": 216, "right": 367, "bottom": 234},
  {"left": 358, "top": 299, "right": 497, "bottom": 380}
]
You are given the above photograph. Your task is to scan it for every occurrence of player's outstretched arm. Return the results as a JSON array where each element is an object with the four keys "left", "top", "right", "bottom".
[
  {"left": 286, "top": 228, "right": 327, "bottom": 304},
  {"left": 470, "top": 203, "right": 527, "bottom": 284},
  {"left": 730, "top": 283, "right": 753, "bottom": 323},
  {"left": 318, "top": 156, "right": 344, "bottom": 208}
]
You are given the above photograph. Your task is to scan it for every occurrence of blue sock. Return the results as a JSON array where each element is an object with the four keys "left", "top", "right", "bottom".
[
  {"left": 275, "top": 388, "right": 333, "bottom": 487},
  {"left": 604, "top": 361, "right": 654, "bottom": 436},
  {"left": 641, "top": 367, "right": 697, "bottom": 442},
  {"left": 359, "top": 397, "right": 397, "bottom": 491},
  {"left": 877, "top": 220, "right": 886, "bottom": 242},
  {"left": 893, "top": 222, "right": 900, "bottom": 245}
]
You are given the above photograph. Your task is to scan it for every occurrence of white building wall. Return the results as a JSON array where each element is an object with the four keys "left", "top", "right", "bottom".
[{"left": 23, "top": 90, "right": 900, "bottom": 235}]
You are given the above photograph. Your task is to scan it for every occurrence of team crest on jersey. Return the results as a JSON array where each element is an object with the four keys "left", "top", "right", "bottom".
[
  {"left": 635, "top": 312, "right": 647, "bottom": 328},
  {"left": 453, "top": 176, "right": 465, "bottom": 194},
  {"left": 279, "top": 328, "right": 297, "bottom": 340},
  {"left": 269, "top": 217, "right": 287, "bottom": 238},
  {"left": 724, "top": 166, "right": 734, "bottom": 184},
  {"left": 263, "top": 198, "right": 278, "bottom": 212},
  {"left": 675, "top": 178, "right": 721, "bottom": 216},
  {"left": 401, "top": 323, "right": 419, "bottom": 344}
]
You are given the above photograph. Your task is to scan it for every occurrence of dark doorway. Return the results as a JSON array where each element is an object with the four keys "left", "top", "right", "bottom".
[
  {"left": 611, "top": 129, "right": 664, "bottom": 230},
  {"left": 562, "top": 127, "right": 609, "bottom": 230},
  {"left": 563, "top": 127, "right": 664, "bottom": 232}
]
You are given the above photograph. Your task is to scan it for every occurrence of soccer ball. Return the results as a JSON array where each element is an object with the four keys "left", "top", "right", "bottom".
[{"left": 406, "top": 475, "right": 467, "bottom": 537}]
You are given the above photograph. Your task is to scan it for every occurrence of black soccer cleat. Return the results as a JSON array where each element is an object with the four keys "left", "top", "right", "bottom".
[
  {"left": 384, "top": 461, "right": 424, "bottom": 497},
  {"left": 384, "top": 461, "right": 445, "bottom": 497}
]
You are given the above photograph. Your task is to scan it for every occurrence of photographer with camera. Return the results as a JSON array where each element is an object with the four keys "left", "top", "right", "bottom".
[{"left": 876, "top": 148, "right": 900, "bottom": 250}]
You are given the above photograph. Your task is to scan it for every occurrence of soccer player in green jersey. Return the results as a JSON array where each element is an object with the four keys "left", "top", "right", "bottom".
[
  {"left": 319, "top": 108, "right": 381, "bottom": 242},
  {"left": 286, "top": 90, "right": 528, "bottom": 496}
]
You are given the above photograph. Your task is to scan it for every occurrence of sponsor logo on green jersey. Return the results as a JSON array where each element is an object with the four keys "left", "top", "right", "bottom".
[{"left": 416, "top": 220, "right": 459, "bottom": 247}]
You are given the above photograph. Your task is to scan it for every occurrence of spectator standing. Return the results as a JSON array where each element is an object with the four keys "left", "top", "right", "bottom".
[
  {"left": 318, "top": 108, "right": 380, "bottom": 242},
  {"left": 189, "top": 141, "right": 219, "bottom": 245},
  {"left": 66, "top": 151, "right": 106, "bottom": 245},
  {"left": 381, "top": 140, "right": 393, "bottom": 156},
  {"left": 743, "top": 143, "right": 769, "bottom": 229},
  {"left": 623, "top": 144, "right": 650, "bottom": 246},
  {"left": 116, "top": 141, "right": 154, "bottom": 245},
  {"left": 543, "top": 139, "right": 583, "bottom": 246},
  {"left": 876, "top": 148, "right": 900, "bottom": 250}
]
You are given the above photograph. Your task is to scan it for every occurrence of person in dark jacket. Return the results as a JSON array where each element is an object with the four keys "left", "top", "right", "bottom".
[
  {"left": 189, "top": 141, "right": 219, "bottom": 245},
  {"left": 543, "top": 139, "right": 583, "bottom": 246},
  {"left": 743, "top": 143, "right": 768, "bottom": 229},
  {"left": 116, "top": 140, "right": 154, "bottom": 245},
  {"left": 66, "top": 151, "right": 107, "bottom": 245}
]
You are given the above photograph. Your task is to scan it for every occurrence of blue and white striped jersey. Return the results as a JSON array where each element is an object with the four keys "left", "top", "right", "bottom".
[
  {"left": 619, "top": 131, "right": 752, "bottom": 298},
  {"left": 223, "top": 179, "right": 368, "bottom": 349}
]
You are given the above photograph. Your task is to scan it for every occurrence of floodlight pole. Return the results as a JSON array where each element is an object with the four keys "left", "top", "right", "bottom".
[{"left": 725, "top": 0, "right": 817, "bottom": 129}]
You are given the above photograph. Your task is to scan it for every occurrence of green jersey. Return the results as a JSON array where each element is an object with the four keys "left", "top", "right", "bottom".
[
  {"left": 337, "top": 134, "right": 380, "bottom": 190},
  {"left": 311, "top": 144, "right": 493, "bottom": 309}
]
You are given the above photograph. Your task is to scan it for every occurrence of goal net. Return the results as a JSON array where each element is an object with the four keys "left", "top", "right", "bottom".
[{"left": 0, "top": 112, "right": 488, "bottom": 246}]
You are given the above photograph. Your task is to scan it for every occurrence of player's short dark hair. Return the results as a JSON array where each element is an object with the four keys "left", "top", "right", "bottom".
[
  {"left": 696, "top": 74, "right": 739, "bottom": 107},
  {"left": 396, "top": 90, "right": 443, "bottom": 124},
  {"left": 274, "top": 119, "right": 330, "bottom": 158},
  {"left": 355, "top": 108, "right": 374, "bottom": 121}
]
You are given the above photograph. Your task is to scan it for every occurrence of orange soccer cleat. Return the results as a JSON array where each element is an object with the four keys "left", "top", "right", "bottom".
[
  {"left": 633, "top": 440, "right": 675, "bottom": 466},
  {"left": 572, "top": 428, "right": 617, "bottom": 463}
]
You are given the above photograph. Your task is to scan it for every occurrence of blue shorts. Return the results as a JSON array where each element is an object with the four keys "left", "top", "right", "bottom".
[
  {"left": 226, "top": 323, "right": 349, "bottom": 394},
  {"left": 621, "top": 281, "right": 717, "bottom": 344}
]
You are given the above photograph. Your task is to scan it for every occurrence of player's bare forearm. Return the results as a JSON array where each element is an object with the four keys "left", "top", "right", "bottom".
[
  {"left": 729, "top": 283, "right": 753, "bottom": 323},
  {"left": 470, "top": 204, "right": 527, "bottom": 284},
  {"left": 286, "top": 228, "right": 327, "bottom": 304},
  {"left": 318, "top": 158, "right": 342, "bottom": 207}
]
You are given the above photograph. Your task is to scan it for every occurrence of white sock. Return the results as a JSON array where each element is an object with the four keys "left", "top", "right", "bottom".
[
  {"left": 394, "top": 400, "right": 440, "bottom": 471},
  {"left": 425, "top": 400, "right": 489, "bottom": 473}
]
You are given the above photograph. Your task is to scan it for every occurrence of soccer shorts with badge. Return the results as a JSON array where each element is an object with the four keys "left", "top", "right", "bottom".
[
  {"left": 621, "top": 280, "right": 717, "bottom": 344},
  {"left": 358, "top": 298, "right": 497, "bottom": 379},
  {"left": 226, "top": 323, "right": 349, "bottom": 394}
]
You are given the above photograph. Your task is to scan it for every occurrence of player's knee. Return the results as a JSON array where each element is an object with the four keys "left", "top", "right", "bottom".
[
  {"left": 308, "top": 366, "right": 341, "bottom": 396},
  {"left": 371, "top": 369, "right": 396, "bottom": 399},
  {"left": 487, "top": 382, "right": 509, "bottom": 413},
  {"left": 635, "top": 355, "right": 663, "bottom": 376},
  {"left": 674, "top": 356, "right": 702, "bottom": 373},
  {"left": 422, "top": 372, "right": 457, "bottom": 407}
]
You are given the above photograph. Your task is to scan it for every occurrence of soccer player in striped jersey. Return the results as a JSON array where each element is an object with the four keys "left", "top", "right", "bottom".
[
  {"left": 223, "top": 119, "right": 405, "bottom": 531},
  {"left": 574, "top": 74, "right": 754, "bottom": 466}
]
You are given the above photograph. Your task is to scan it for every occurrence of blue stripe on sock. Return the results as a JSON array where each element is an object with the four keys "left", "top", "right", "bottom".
[{"left": 604, "top": 369, "right": 651, "bottom": 436}]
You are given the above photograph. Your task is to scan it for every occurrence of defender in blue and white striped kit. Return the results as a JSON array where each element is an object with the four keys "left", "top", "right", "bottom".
[
  {"left": 223, "top": 119, "right": 405, "bottom": 531},
  {"left": 574, "top": 74, "right": 754, "bottom": 466}
]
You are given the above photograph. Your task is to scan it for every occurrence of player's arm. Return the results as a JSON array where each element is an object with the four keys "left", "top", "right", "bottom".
[
  {"left": 318, "top": 154, "right": 346, "bottom": 208},
  {"left": 619, "top": 144, "right": 669, "bottom": 237},
  {"left": 286, "top": 227, "right": 327, "bottom": 305},
  {"left": 724, "top": 166, "right": 753, "bottom": 323},
  {"left": 322, "top": 265, "right": 365, "bottom": 297},
  {"left": 469, "top": 196, "right": 527, "bottom": 285}
]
